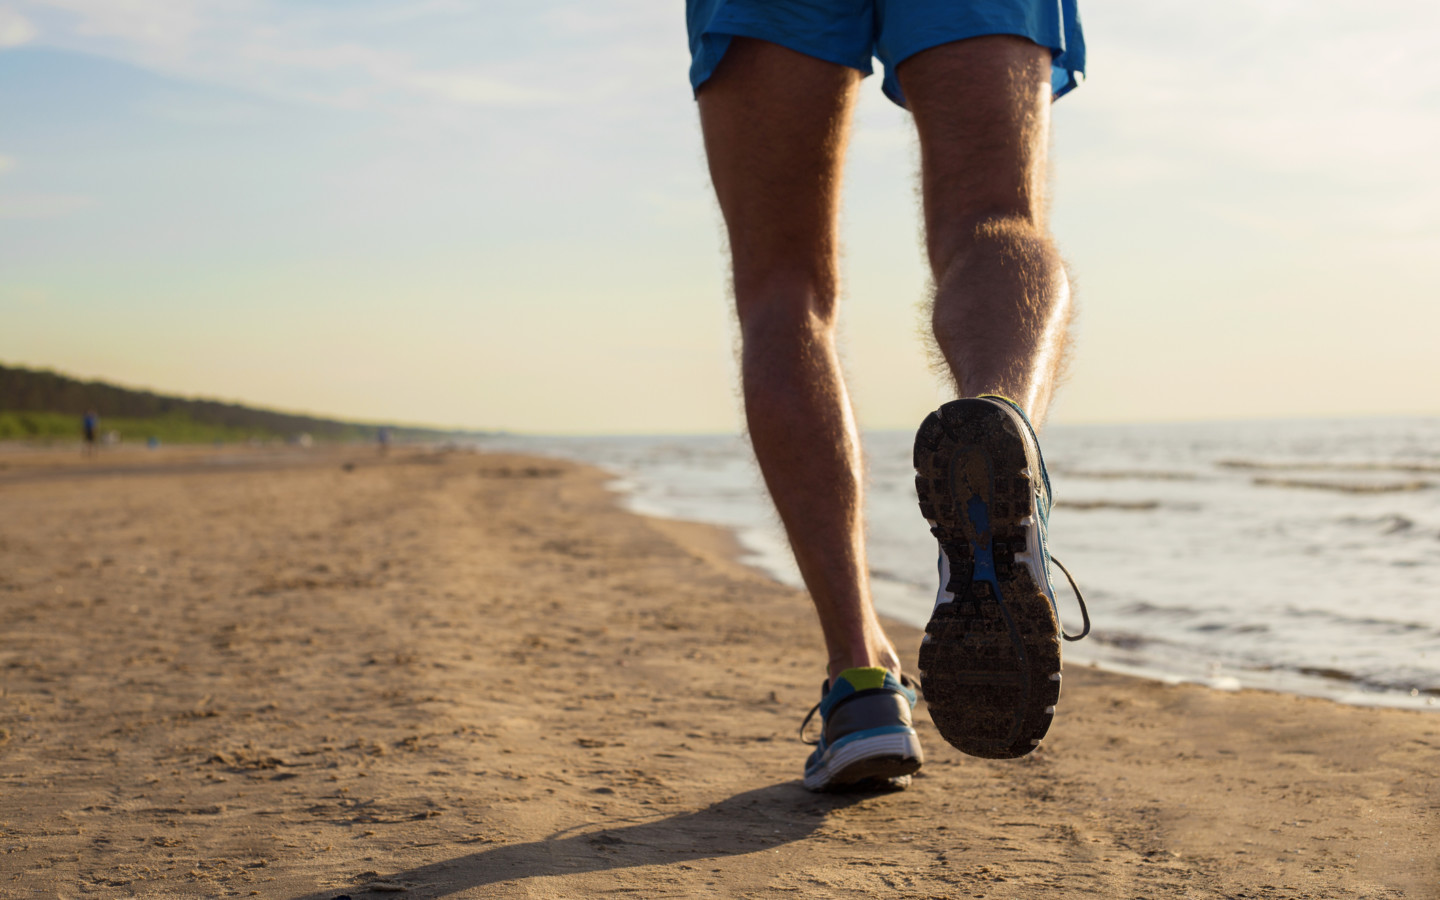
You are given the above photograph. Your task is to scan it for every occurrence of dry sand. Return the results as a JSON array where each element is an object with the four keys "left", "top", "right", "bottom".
[{"left": 1, "top": 445, "right": 1436, "bottom": 898}]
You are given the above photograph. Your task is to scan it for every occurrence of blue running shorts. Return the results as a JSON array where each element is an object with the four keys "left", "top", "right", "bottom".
[{"left": 687, "top": 0, "right": 1085, "bottom": 107}]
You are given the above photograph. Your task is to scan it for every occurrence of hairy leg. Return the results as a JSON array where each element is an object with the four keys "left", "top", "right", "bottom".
[
  {"left": 897, "top": 36, "right": 1073, "bottom": 423},
  {"left": 698, "top": 38, "right": 898, "bottom": 680}
]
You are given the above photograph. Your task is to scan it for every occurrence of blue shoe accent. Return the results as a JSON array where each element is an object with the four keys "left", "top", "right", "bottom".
[
  {"left": 799, "top": 668, "right": 923, "bottom": 792},
  {"left": 913, "top": 397, "right": 1081, "bottom": 759},
  {"left": 978, "top": 394, "right": 1058, "bottom": 608},
  {"left": 976, "top": 395, "right": 1089, "bottom": 642}
]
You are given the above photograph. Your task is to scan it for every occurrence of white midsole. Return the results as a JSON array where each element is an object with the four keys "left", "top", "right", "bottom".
[{"left": 803, "top": 730, "right": 923, "bottom": 791}]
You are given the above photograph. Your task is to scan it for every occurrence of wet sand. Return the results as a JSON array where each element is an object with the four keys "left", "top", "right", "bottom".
[{"left": 1, "top": 446, "right": 1436, "bottom": 898}]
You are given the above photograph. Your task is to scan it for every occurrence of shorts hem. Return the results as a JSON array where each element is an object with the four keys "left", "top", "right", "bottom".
[
  {"left": 690, "top": 23, "right": 874, "bottom": 97},
  {"left": 879, "top": 27, "right": 1073, "bottom": 108}
]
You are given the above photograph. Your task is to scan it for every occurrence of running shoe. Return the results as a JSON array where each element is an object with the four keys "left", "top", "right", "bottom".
[
  {"left": 800, "top": 667, "right": 924, "bottom": 791},
  {"left": 913, "top": 396, "right": 1088, "bottom": 759}
]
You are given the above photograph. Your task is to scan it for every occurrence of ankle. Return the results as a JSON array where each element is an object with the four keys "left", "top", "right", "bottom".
[{"left": 827, "top": 644, "right": 901, "bottom": 683}]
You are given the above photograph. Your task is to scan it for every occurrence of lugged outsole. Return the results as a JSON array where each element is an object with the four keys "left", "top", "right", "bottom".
[{"left": 914, "top": 399, "right": 1062, "bottom": 759}]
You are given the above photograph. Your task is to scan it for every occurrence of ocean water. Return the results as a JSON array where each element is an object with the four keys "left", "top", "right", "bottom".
[{"left": 478, "top": 418, "right": 1440, "bottom": 710}]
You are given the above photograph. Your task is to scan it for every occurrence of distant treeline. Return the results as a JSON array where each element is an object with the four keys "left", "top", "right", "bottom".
[{"left": 0, "top": 362, "right": 484, "bottom": 443}]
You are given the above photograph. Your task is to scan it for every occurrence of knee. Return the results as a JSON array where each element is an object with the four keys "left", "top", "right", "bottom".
[{"left": 732, "top": 265, "right": 840, "bottom": 346}]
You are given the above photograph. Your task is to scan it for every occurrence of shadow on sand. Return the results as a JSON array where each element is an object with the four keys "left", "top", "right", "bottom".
[{"left": 292, "top": 780, "right": 874, "bottom": 898}]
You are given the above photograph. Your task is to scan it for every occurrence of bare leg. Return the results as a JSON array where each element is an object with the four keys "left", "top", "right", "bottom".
[
  {"left": 897, "top": 36, "right": 1073, "bottom": 423},
  {"left": 698, "top": 38, "right": 899, "bottom": 680}
]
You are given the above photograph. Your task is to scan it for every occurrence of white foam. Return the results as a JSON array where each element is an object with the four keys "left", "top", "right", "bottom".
[{"left": 475, "top": 417, "right": 1440, "bottom": 710}]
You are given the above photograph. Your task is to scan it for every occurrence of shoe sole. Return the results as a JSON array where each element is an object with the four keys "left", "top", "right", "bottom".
[
  {"left": 803, "top": 730, "right": 923, "bottom": 792},
  {"left": 914, "top": 399, "right": 1062, "bottom": 759}
]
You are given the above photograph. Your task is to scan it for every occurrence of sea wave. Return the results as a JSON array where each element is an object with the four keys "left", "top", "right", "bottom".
[
  {"left": 1219, "top": 459, "right": 1440, "bottom": 474},
  {"left": 1049, "top": 468, "right": 1201, "bottom": 481},
  {"left": 1337, "top": 514, "right": 1417, "bottom": 535},
  {"left": 1252, "top": 476, "right": 1433, "bottom": 494},
  {"left": 476, "top": 419, "right": 1440, "bottom": 710},
  {"left": 1055, "top": 499, "right": 1164, "bottom": 512}
]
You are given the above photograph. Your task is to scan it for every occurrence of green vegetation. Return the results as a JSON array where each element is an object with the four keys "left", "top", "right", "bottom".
[
  {"left": 0, "top": 410, "right": 292, "bottom": 444},
  {"left": 0, "top": 362, "right": 490, "bottom": 445}
]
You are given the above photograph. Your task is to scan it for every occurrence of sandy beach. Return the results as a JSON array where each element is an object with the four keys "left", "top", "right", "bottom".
[{"left": 1, "top": 445, "right": 1436, "bottom": 898}]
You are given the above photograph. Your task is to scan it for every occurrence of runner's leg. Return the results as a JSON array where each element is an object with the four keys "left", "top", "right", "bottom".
[
  {"left": 898, "top": 36, "right": 1073, "bottom": 422},
  {"left": 698, "top": 37, "right": 899, "bottom": 680},
  {"left": 900, "top": 36, "right": 1078, "bottom": 757}
]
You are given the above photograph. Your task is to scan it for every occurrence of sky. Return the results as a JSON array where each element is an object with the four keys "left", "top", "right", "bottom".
[{"left": 1, "top": 0, "right": 1437, "bottom": 434}]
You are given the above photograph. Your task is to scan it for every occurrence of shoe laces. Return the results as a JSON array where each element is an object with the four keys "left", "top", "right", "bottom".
[
  {"left": 799, "top": 706, "right": 823, "bottom": 746},
  {"left": 799, "top": 673, "right": 920, "bottom": 746},
  {"left": 1050, "top": 555, "right": 1090, "bottom": 642}
]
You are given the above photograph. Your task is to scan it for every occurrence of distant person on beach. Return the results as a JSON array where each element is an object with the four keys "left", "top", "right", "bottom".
[
  {"left": 377, "top": 426, "right": 392, "bottom": 456},
  {"left": 689, "top": 1, "right": 1090, "bottom": 789},
  {"left": 81, "top": 409, "right": 99, "bottom": 457}
]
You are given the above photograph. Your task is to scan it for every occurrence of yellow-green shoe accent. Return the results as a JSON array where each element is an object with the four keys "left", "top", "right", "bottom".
[{"left": 836, "top": 666, "right": 888, "bottom": 692}]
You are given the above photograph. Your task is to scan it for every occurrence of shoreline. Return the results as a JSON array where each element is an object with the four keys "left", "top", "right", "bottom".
[
  {"left": 2, "top": 446, "right": 1436, "bottom": 897},
  {"left": 595, "top": 467, "right": 1440, "bottom": 715},
  {"left": 647, "top": 506, "right": 1440, "bottom": 714},
  {"left": 473, "top": 421, "right": 1440, "bottom": 712},
  {"left": 6, "top": 439, "right": 1435, "bottom": 711}
]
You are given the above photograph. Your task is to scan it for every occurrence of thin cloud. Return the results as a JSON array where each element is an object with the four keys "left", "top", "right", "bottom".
[
  {"left": 0, "top": 8, "right": 38, "bottom": 46},
  {"left": 24, "top": 0, "right": 204, "bottom": 49},
  {"left": 10, "top": 1, "right": 615, "bottom": 112},
  {"left": 1081, "top": 0, "right": 1440, "bottom": 172},
  {"left": 1051, "top": 0, "right": 1440, "bottom": 251},
  {"left": 0, "top": 193, "right": 93, "bottom": 218},
  {"left": 400, "top": 70, "right": 563, "bottom": 107}
]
